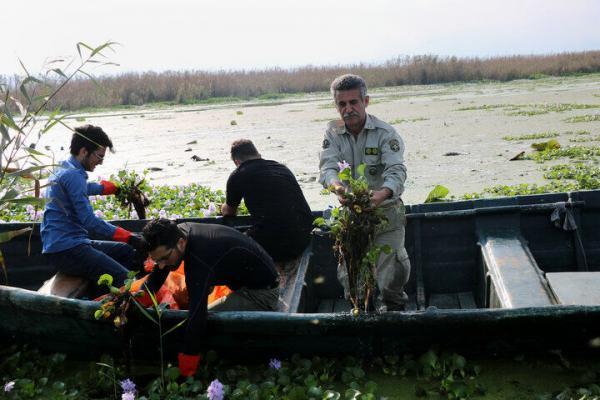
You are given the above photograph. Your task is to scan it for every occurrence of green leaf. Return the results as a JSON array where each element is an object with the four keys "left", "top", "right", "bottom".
[
  {"left": 91, "top": 41, "right": 118, "bottom": 58},
  {"left": 0, "top": 197, "right": 46, "bottom": 207},
  {"left": 424, "top": 185, "right": 450, "bottom": 203},
  {"left": 5, "top": 165, "right": 49, "bottom": 177},
  {"left": 21, "top": 146, "right": 49, "bottom": 157},
  {"left": 97, "top": 274, "right": 113, "bottom": 287},
  {"left": 338, "top": 167, "right": 352, "bottom": 182},
  {"left": 356, "top": 163, "right": 366, "bottom": 178},
  {"left": 94, "top": 309, "right": 104, "bottom": 320},
  {"left": 131, "top": 297, "right": 159, "bottom": 325},
  {"left": 0, "top": 124, "right": 10, "bottom": 142},
  {"left": 76, "top": 42, "right": 94, "bottom": 59},
  {"left": 162, "top": 318, "right": 187, "bottom": 337},
  {"left": 51, "top": 68, "right": 67, "bottom": 79},
  {"left": 0, "top": 227, "right": 32, "bottom": 243},
  {"left": 313, "top": 217, "right": 326, "bottom": 227}
]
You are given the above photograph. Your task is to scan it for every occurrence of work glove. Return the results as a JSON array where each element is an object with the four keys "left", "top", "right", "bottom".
[
  {"left": 127, "top": 233, "right": 147, "bottom": 255},
  {"left": 112, "top": 228, "right": 146, "bottom": 253},
  {"left": 100, "top": 180, "right": 120, "bottom": 196},
  {"left": 178, "top": 353, "right": 201, "bottom": 377}
]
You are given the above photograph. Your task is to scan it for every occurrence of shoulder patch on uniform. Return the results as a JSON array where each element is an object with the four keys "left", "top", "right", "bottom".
[
  {"left": 389, "top": 139, "right": 400, "bottom": 152},
  {"left": 322, "top": 138, "right": 331, "bottom": 149},
  {"left": 365, "top": 147, "right": 379, "bottom": 155}
]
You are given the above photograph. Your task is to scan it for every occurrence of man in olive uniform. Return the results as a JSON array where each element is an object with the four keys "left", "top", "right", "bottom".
[{"left": 318, "top": 74, "right": 411, "bottom": 311}]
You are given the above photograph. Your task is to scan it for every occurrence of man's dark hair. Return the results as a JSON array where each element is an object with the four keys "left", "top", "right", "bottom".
[
  {"left": 330, "top": 74, "right": 368, "bottom": 99},
  {"left": 230, "top": 139, "right": 261, "bottom": 162},
  {"left": 70, "top": 125, "right": 114, "bottom": 156},
  {"left": 142, "top": 218, "right": 185, "bottom": 251}
]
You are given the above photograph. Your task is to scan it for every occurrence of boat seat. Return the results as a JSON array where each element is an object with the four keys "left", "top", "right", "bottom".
[
  {"left": 546, "top": 272, "right": 600, "bottom": 305},
  {"left": 277, "top": 246, "right": 311, "bottom": 313},
  {"left": 478, "top": 231, "right": 556, "bottom": 308},
  {"left": 37, "top": 272, "right": 90, "bottom": 298}
]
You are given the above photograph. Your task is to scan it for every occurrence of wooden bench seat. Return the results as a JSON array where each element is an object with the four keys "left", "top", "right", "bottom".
[
  {"left": 38, "top": 272, "right": 90, "bottom": 298},
  {"left": 546, "top": 272, "right": 600, "bottom": 305},
  {"left": 478, "top": 231, "right": 556, "bottom": 308}
]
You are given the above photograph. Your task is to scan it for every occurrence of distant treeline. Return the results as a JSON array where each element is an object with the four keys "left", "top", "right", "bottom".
[{"left": 3, "top": 51, "right": 600, "bottom": 112}]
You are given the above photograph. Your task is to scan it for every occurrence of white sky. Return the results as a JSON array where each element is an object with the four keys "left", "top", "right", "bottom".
[{"left": 2, "top": 0, "right": 600, "bottom": 76}]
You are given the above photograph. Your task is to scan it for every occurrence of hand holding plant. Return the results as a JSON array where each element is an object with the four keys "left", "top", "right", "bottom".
[
  {"left": 315, "top": 162, "right": 390, "bottom": 312},
  {"left": 111, "top": 169, "right": 151, "bottom": 219}
]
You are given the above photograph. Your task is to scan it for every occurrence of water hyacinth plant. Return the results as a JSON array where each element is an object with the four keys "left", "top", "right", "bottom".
[
  {"left": 112, "top": 169, "right": 151, "bottom": 219},
  {"left": 314, "top": 162, "right": 390, "bottom": 312}
]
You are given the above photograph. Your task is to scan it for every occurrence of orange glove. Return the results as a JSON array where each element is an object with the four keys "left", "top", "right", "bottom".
[
  {"left": 112, "top": 226, "right": 132, "bottom": 242},
  {"left": 178, "top": 353, "right": 201, "bottom": 377},
  {"left": 100, "top": 180, "right": 119, "bottom": 195}
]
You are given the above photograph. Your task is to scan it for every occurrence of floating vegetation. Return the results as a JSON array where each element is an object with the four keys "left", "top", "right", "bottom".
[
  {"left": 569, "top": 135, "right": 600, "bottom": 143},
  {"left": 502, "top": 131, "right": 560, "bottom": 141},
  {"left": 543, "top": 163, "right": 600, "bottom": 188},
  {"left": 564, "top": 114, "right": 600, "bottom": 123},
  {"left": 564, "top": 130, "right": 592, "bottom": 135},
  {"left": 456, "top": 103, "right": 600, "bottom": 117},
  {"left": 527, "top": 145, "right": 600, "bottom": 162},
  {"left": 462, "top": 181, "right": 579, "bottom": 199},
  {"left": 531, "top": 139, "right": 560, "bottom": 151},
  {"left": 312, "top": 117, "right": 337, "bottom": 122},
  {"left": 455, "top": 104, "right": 511, "bottom": 111},
  {"left": 389, "top": 117, "right": 429, "bottom": 124}
]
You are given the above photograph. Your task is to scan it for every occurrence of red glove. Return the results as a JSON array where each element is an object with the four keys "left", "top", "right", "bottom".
[
  {"left": 112, "top": 227, "right": 132, "bottom": 243},
  {"left": 100, "top": 180, "right": 119, "bottom": 195},
  {"left": 178, "top": 353, "right": 201, "bottom": 377}
]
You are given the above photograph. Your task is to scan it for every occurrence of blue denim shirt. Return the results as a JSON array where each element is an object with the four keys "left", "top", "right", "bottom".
[{"left": 41, "top": 156, "right": 117, "bottom": 253}]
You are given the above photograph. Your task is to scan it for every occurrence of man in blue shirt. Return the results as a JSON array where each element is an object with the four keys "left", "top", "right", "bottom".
[{"left": 41, "top": 125, "right": 144, "bottom": 289}]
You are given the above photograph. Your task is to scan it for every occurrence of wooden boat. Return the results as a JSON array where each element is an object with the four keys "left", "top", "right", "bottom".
[{"left": 1, "top": 190, "right": 599, "bottom": 359}]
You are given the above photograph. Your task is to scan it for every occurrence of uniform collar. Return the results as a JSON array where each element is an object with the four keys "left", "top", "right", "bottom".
[
  {"left": 67, "top": 156, "right": 88, "bottom": 177},
  {"left": 336, "top": 114, "right": 375, "bottom": 135}
]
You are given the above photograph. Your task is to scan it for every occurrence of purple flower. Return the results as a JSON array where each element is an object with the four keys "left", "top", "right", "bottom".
[
  {"left": 207, "top": 379, "right": 224, "bottom": 400},
  {"left": 208, "top": 202, "right": 216, "bottom": 214},
  {"left": 120, "top": 378, "right": 136, "bottom": 393},
  {"left": 130, "top": 210, "right": 138, "bottom": 219},
  {"left": 95, "top": 210, "right": 104, "bottom": 218},
  {"left": 337, "top": 160, "right": 351, "bottom": 171},
  {"left": 202, "top": 208, "right": 211, "bottom": 217},
  {"left": 159, "top": 209, "right": 168, "bottom": 219},
  {"left": 269, "top": 358, "right": 282, "bottom": 370},
  {"left": 4, "top": 381, "right": 15, "bottom": 392},
  {"left": 26, "top": 204, "right": 35, "bottom": 213},
  {"left": 121, "top": 392, "right": 135, "bottom": 400}
]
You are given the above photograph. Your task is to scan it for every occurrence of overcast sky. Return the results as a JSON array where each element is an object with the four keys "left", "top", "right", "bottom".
[{"left": 2, "top": 0, "right": 599, "bottom": 76}]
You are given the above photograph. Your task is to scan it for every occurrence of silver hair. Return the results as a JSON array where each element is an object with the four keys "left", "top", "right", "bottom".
[{"left": 330, "top": 74, "right": 368, "bottom": 99}]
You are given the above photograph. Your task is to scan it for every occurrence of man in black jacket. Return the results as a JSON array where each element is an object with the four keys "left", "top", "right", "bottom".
[
  {"left": 142, "top": 218, "right": 279, "bottom": 377},
  {"left": 221, "top": 139, "right": 313, "bottom": 262}
]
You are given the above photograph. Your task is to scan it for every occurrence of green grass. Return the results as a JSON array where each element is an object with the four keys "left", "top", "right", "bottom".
[
  {"left": 564, "top": 114, "right": 600, "bottom": 123},
  {"left": 503, "top": 131, "right": 559, "bottom": 141}
]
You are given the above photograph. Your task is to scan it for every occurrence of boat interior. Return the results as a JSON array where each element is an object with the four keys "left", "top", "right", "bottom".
[{"left": 1, "top": 190, "right": 599, "bottom": 313}]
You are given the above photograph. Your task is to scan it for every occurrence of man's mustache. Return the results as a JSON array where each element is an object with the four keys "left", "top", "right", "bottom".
[{"left": 343, "top": 112, "right": 360, "bottom": 119}]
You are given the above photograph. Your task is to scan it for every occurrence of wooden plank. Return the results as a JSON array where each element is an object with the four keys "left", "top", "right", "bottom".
[
  {"left": 332, "top": 299, "right": 352, "bottom": 313},
  {"left": 429, "top": 293, "right": 460, "bottom": 309},
  {"left": 317, "top": 299, "right": 335, "bottom": 313},
  {"left": 547, "top": 272, "right": 600, "bottom": 305},
  {"left": 457, "top": 292, "right": 478, "bottom": 309}
]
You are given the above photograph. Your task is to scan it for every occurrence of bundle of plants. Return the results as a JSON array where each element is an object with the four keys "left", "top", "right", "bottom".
[
  {"left": 112, "top": 169, "right": 151, "bottom": 219},
  {"left": 315, "top": 163, "right": 389, "bottom": 312}
]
